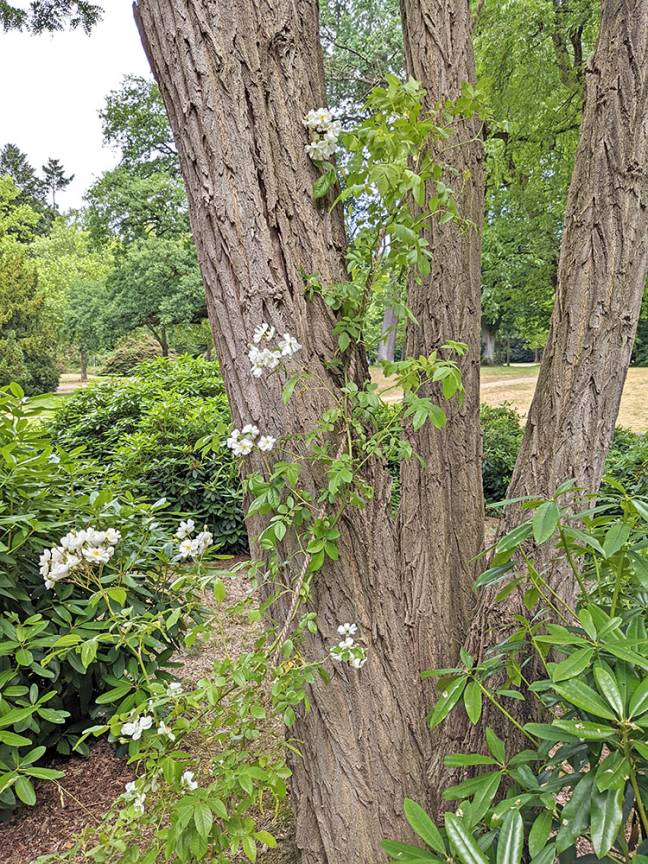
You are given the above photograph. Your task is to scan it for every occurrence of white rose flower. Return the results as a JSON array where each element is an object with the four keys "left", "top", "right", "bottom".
[
  {"left": 257, "top": 435, "right": 276, "bottom": 452},
  {"left": 181, "top": 770, "right": 198, "bottom": 790}
]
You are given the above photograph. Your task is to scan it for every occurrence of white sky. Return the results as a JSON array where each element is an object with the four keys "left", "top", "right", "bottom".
[{"left": 0, "top": 2, "right": 151, "bottom": 208}]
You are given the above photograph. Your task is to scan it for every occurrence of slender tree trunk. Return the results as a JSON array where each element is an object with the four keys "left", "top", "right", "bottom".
[
  {"left": 376, "top": 304, "right": 398, "bottom": 362},
  {"left": 399, "top": 0, "right": 485, "bottom": 670},
  {"left": 79, "top": 348, "right": 88, "bottom": 383},
  {"left": 481, "top": 323, "right": 497, "bottom": 365},
  {"left": 430, "top": 0, "right": 648, "bottom": 800},
  {"left": 134, "top": 2, "right": 431, "bottom": 860},
  {"left": 160, "top": 328, "right": 169, "bottom": 357}
]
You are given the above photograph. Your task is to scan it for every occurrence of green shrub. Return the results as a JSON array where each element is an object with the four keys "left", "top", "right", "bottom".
[
  {"left": 100, "top": 333, "right": 162, "bottom": 376},
  {"left": 50, "top": 356, "right": 246, "bottom": 551},
  {"left": 603, "top": 426, "right": 648, "bottom": 498},
  {"left": 386, "top": 485, "right": 648, "bottom": 864},
  {"left": 480, "top": 403, "right": 523, "bottom": 503},
  {"left": 0, "top": 384, "right": 212, "bottom": 816}
]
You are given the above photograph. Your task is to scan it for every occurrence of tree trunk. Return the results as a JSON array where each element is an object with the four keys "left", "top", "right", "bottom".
[
  {"left": 79, "top": 348, "right": 88, "bottom": 383},
  {"left": 134, "top": 2, "right": 432, "bottom": 861},
  {"left": 430, "top": 0, "right": 648, "bottom": 800},
  {"left": 376, "top": 304, "right": 398, "bottom": 363},
  {"left": 481, "top": 323, "right": 497, "bottom": 365},
  {"left": 399, "top": 0, "right": 485, "bottom": 670}
]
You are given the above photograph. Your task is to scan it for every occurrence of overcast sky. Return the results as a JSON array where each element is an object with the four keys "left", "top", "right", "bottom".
[{"left": 0, "top": 2, "right": 151, "bottom": 208}]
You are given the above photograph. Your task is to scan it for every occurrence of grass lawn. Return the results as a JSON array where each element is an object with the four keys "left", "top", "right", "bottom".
[{"left": 370, "top": 364, "right": 648, "bottom": 433}]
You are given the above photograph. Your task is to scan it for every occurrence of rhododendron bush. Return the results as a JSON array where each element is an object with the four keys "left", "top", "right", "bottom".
[{"left": 0, "top": 384, "right": 217, "bottom": 816}]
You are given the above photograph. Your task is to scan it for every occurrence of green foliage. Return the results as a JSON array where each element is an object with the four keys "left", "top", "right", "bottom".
[
  {"left": 0, "top": 178, "right": 59, "bottom": 394},
  {"left": 480, "top": 405, "right": 524, "bottom": 504},
  {"left": 100, "top": 332, "right": 163, "bottom": 376},
  {"left": 0, "top": 0, "right": 102, "bottom": 32},
  {"left": 103, "top": 236, "right": 205, "bottom": 354},
  {"left": 478, "top": 0, "right": 599, "bottom": 353},
  {"left": 0, "top": 383, "right": 211, "bottom": 817},
  {"left": 387, "top": 484, "right": 648, "bottom": 864},
  {"left": 50, "top": 357, "right": 246, "bottom": 551},
  {"left": 99, "top": 75, "right": 178, "bottom": 175},
  {"left": 320, "top": 0, "right": 403, "bottom": 107}
]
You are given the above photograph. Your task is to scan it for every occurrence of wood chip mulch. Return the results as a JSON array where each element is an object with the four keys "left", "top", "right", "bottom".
[{"left": 0, "top": 740, "right": 134, "bottom": 864}]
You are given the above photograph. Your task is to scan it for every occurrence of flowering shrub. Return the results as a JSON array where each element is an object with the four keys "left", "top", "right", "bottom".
[
  {"left": 384, "top": 485, "right": 648, "bottom": 863},
  {"left": 49, "top": 356, "right": 246, "bottom": 550},
  {"left": 0, "top": 383, "right": 215, "bottom": 815}
]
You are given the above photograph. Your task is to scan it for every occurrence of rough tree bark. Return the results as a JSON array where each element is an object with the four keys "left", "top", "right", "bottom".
[
  {"left": 399, "top": 0, "right": 485, "bottom": 669},
  {"left": 134, "top": 2, "right": 432, "bottom": 861},
  {"left": 430, "top": 0, "right": 648, "bottom": 799}
]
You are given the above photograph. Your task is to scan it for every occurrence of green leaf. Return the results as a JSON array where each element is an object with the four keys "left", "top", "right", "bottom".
[
  {"left": 485, "top": 728, "right": 506, "bottom": 763},
  {"left": 591, "top": 788, "right": 624, "bottom": 857},
  {"left": 444, "top": 813, "right": 488, "bottom": 864},
  {"left": 628, "top": 676, "right": 648, "bottom": 717},
  {"left": 602, "top": 522, "right": 630, "bottom": 559},
  {"left": 403, "top": 799, "right": 446, "bottom": 856},
  {"left": 552, "top": 680, "right": 617, "bottom": 720},
  {"left": 552, "top": 719, "right": 616, "bottom": 741},
  {"left": 15, "top": 776, "right": 36, "bottom": 806},
  {"left": 381, "top": 839, "right": 439, "bottom": 862},
  {"left": 469, "top": 772, "right": 503, "bottom": 825},
  {"left": 595, "top": 753, "right": 629, "bottom": 792},
  {"left": 532, "top": 502, "right": 560, "bottom": 545},
  {"left": 555, "top": 773, "right": 593, "bottom": 854},
  {"left": 552, "top": 647, "right": 594, "bottom": 682},
  {"left": 496, "top": 810, "right": 523, "bottom": 864},
  {"left": 444, "top": 754, "right": 497, "bottom": 768},
  {"left": 0, "top": 731, "right": 31, "bottom": 747},
  {"left": 495, "top": 521, "right": 533, "bottom": 555},
  {"left": 528, "top": 811, "right": 552, "bottom": 859},
  {"left": 193, "top": 801, "right": 213, "bottom": 838},
  {"left": 312, "top": 167, "right": 336, "bottom": 200},
  {"left": 463, "top": 681, "right": 482, "bottom": 724},
  {"left": 593, "top": 663, "right": 624, "bottom": 717},
  {"left": 80, "top": 640, "right": 97, "bottom": 669},
  {"left": 427, "top": 678, "right": 466, "bottom": 729},
  {"left": 242, "top": 835, "right": 257, "bottom": 862}
]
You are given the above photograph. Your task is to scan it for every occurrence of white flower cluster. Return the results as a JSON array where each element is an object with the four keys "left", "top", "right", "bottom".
[
  {"left": 330, "top": 623, "right": 367, "bottom": 669},
  {"left": 303, "top": 108, "right": 341, "bottom": 161},
  {"left": 124, "top": 781, "right": 146, "bottom": 814},
  {"left": 122, "top": 714, "right": 153, "bottom": 741},
  {"left": 175, "top": 520, "right": 213, "bottom": 560},
  {"left": 226, "top": 424, "right": 276, "bottom": 458},
  {"left": 168, "top": 681, "right": 183, "bottom": 697},
  {"left": 39, "top": 527, "right": 121, "bottom": 590},
  {"left": 248, "top": 321, "right": 301, "bottom": 378}
]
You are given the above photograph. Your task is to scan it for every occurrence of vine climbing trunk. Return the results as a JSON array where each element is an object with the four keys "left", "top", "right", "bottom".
[
  {"left": 133, "top": 2, "right": 433, "bottom": 862},
  {"left": 429, "top": 0, "right": 648, "bottom": 801},
  {"left": 399, "top": 0, "right": 485, "bottom": 670}
]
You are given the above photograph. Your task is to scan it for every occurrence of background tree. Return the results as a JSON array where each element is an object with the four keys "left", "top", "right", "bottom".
[
  {"left": 0, "top": 0, "right": 102, "bottom": 32},
  {"left": 41, "top": 157, "right": 74, "bottom": 209},
  {"left": 0, "top": 177, "right": 58, "bottom": 393},
  {"left": 31, "top": 218, "right": 113, "bottom": 371},
  {"left": 0, "top": 142, "right": 53, "bottom": 229},
  {"left": 104, "top": 235, "right": 205, "bottom": 356}
]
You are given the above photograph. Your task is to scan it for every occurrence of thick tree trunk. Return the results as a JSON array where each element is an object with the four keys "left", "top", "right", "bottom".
[
  {"left": 399, "top": 0, "right": 485, "bottom": 670},
  {"left": 430, "top": 0, "right": 648, "bottom": 800},
  {"left": 481, "top": 323, "right": 497, "bottom": 365},
  {"left": 376, "top": 304, "right": 398, "bottom": 363},
  {"left": 134, "top": 2, "right": 431, "bottom": 861}
]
